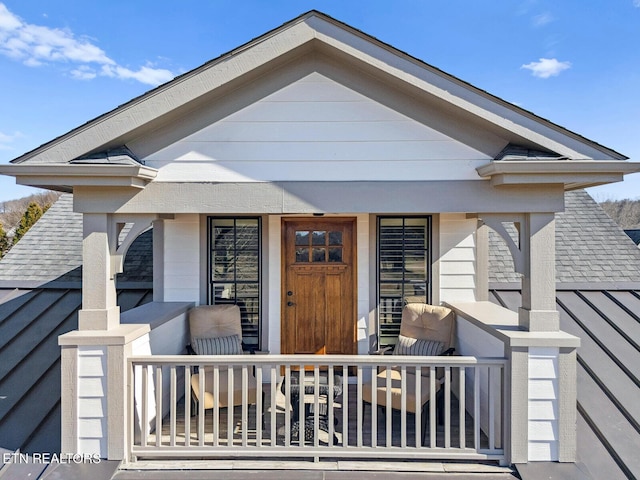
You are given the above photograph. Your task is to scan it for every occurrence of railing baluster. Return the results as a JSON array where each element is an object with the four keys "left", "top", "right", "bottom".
[
  {"left": 285, "top": 365, "right": 291, "bottom": 447},
  {"left": 241, "top": 365, "right": 248, "bottom": 447},
  {"left": 170, "top": 366, "right": 177, "bottom": 447},
  {"left": 444, "top": 366, "right": 451, "bottom": 449},
  {"left": 429, "top": 367, "right": 436, "bottom": 448},
  {"left": 400, "top": 365, "right": 407, "bottom": 448},
  {"left": 270, "top": 366, "right": 277, "bottom": 444},
  {"left": 184, "top": 366, "right": 191, "bottom": 447},
  {"left": 198, "top": 364, "right": 205, "bottom": 446},
  {"left": 227, "top": 364, "right": 234, "bottom": 447},
  {"left": 328, "top": 365, "right": 335, "bottom": 448},
  {"left": 141, "top": 365, "right": 148, "bottom": 448},
  {"left": 357, "top": 365, "right": 363, "bottom": 447},
  {"left": 256, "top": 365, "right": 263, "bottom": 447},
  {"left": 313, "top": 365, "right": 320, "bottom": 448},
  {"left": 155, "top": 366, "right": 163, "bottom": 447},
  {"left": 415, "top": 365, "right": 421, "bottom": 448},
  {"left": 385, "top": 367, "right": 392, "bottom": 447},
  {"left": 371, "top": 365, "right": 377, "bottom": 448},
  {"left": 298, "top": 364, "right": 304, "bottom": 445},
  {"left": 474, "top": 366, "right": 480, "bottom": 451},
  {"left": 342, "top": 364, "right": 348, "bottom": 447},
  {"left": 459, "top": 367, "right": 466, "bottom": 449},
  {"left": 213, "top": 366, "right": 219, "bottom": 447},
  {"left": 489, "top": 366, "right": 495, "bottom": 450}
]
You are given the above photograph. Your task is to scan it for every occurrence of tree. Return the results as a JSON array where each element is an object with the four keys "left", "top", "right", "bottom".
[
  {"left": 0, "top": 221, "right": 9, "bottom": 258},
  {"left": 13, "top": 202, "right": 44, "bottom": 245}
]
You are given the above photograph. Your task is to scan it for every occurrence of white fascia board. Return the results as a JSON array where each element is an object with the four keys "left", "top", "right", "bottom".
[
  {"left": 476, "top": 160, "right": 640, "bottom": 189},
  {"left": 0, "top": 164, "right": 158, "bottom": 189}
]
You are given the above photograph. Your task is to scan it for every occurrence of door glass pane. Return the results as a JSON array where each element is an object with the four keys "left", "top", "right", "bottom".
[
  {"left": 296, "top": 231, "right": 309, "bottom": 245},
  {"left": 312, "top": 231, "right": 326, "bottom": 246},
  {"left": 296, "top": 247, "right": 309, "bottom": 262},
  {"left": 328, "top": 247, "right": 342, "bottom": 262},
  {"left": 312, "top": 247, "right": 326, "bottom": 262},
  {"left": 329, "top": 231, "right": 342, "bottom": 245}
]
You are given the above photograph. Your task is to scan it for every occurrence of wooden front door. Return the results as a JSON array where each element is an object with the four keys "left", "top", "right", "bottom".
[{"left": 281, "top": 218, "right": 356, "bottom": 356}]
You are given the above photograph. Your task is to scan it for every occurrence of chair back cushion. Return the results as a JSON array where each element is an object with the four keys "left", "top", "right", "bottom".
[
  {"left": 192, "top": 334, "right": 242, "bottom": 355},
  {"left": 393, "top": 335, "right": 444, "bottom": 356},
  {"left": 399, "top": 303, "right": 455, "bottom": 349},
  {"left": 189, "top": 304, "right": 242, "bottom": 343}
]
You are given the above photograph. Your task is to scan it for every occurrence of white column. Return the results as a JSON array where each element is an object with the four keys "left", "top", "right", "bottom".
[
  {"left": 78, "top": 213, "right": 120, "bottom": 330},
  {"left": 519, "top": 213, "right": 559, "bottom": 332}
]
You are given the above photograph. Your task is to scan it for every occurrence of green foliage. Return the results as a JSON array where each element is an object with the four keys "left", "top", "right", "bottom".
[
  {"left": 0, "top": 221, "right": 9, "bottom": 258},
  {"left": 13, "top": 202, "right": 44, "bottom": 245}
]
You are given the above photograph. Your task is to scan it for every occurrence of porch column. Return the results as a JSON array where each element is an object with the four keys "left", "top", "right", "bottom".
[
  {"left": 519, "top": 213, "right": 559, "bottom": 332},
  {"left": 78, "top": 213, "right": 120, "bottom": 330}
]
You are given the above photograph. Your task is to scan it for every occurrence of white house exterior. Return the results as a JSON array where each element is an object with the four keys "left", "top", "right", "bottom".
[{"left": 1, "top": 11, "right": 638, "bottom": 470}]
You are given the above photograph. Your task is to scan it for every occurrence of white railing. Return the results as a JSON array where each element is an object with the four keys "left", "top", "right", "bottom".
[{"left": 128, "top": 355, "right": 507, "bottom": 464}]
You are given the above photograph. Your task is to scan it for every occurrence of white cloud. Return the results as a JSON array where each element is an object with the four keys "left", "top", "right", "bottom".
[
  {"left": 521, "top": 58, "right": 571, "bottom": 78},
  {"left": 532, "top": 12, "right": 554, "bottom": 27},
  {"left": 0, "top": 3, "right": 174, "bottom": 86},
  {"left": 0, "top": 130, "right": 23, "bottom": 150}
]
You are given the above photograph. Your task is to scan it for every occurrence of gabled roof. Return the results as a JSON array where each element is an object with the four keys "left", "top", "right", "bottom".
[{"left": 3, "top": 11, "right": 631, "bottom": 168}]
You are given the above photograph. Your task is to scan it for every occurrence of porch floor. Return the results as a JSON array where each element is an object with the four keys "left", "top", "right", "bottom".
[{"left": 147, "top": 384, "right": 490, "bottom": 451}]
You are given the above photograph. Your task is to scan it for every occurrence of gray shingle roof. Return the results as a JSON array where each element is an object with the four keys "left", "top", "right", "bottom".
[
  {"left": 0, "top": 195, "right": 82, "bottom": 284},
  {"left": 0, "top": 194, "right": 152, "bottom": 285},
  {"left": 489, "top": 190, "right": 640, "bottom": 285}
]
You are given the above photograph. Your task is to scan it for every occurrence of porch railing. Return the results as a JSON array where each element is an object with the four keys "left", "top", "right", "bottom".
[{"left": 127, "top": 354, "right": 507, "bottom": 464}]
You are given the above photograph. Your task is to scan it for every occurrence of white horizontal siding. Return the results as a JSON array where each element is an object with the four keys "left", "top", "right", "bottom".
[
  {"left": 144, "top": 72, "right": 490, "bottom": 182},
  {"left": 439, "top": 214, "right": 477, "bottom": 303},
  {"left": 528, "top": 347, "right": 560, "bottom": 461},
  {"left": 77, "top": 346, "right": 107, "bottom": 457}
]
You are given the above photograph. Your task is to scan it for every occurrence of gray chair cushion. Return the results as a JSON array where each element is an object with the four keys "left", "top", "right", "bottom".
[
  {"left": 393, "top": 334, "right": 444, "bottom": 356},
  {"left": 192, "top": 334, "right": 242, "bottom": 355}
]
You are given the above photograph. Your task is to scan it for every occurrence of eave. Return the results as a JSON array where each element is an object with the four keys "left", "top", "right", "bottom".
[
  {"left": 476, "top": 160, "right": 640, "bottom": 191},
  {"left": 0, "top": 164, "right": 158, "bottom": 192}
]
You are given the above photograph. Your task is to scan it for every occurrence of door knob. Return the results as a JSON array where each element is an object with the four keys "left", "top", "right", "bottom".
[
  {"left": 287, "top": 301, "right": 295, "bottom": 307},
  {"left": 287, "top": 291, "right": 293, "bottom": 296}
]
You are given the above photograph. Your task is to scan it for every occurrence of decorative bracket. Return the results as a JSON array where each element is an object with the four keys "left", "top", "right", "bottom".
[{"left": 478, "top": 214, "right": 526, "bottom": 275}]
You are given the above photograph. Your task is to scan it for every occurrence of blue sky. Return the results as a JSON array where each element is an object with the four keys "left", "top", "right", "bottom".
[{"left": 0, "top": 0, "right": 639, "bottom": 203}]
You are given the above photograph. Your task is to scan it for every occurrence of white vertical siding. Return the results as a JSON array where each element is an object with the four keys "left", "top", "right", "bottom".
[
  {"left": 528, "top": 347, "right": 560, "bottom": 461},
  {"left": 163, "top": 214, "right": 200, "bottom": 303},
  {"left": 77, "top": 346, "right": 107, "bottom": 457},
  {"left": 356, "top": 214, "right": 369, "bottom": 354},
  {"left": 144, "top": 72, "right": 489, "bottom": 182},
  {"left": 439, "top": 214, "right": 477, "bottom": 303},
  {"left": 267, "top": 215, "right": 282, "bottom": 354}
]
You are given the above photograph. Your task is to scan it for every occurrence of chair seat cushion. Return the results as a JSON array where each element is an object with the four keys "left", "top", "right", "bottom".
[
  {"left": 191, "top": 367, "right": 257, "bottom": 409},
  {"left": 192, "top": 334, "right": 242, "bottom": 355},
  {"left": 362, "top": 369, "right": 440, "bottom": 413}
]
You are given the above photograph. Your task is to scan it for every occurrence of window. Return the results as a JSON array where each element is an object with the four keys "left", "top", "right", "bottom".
[
  {"left": 377, "top": 216, "right": 432, "bottom": 347},
  {"left": 208, "top": 217, "right": 261, "bottom": 348}
]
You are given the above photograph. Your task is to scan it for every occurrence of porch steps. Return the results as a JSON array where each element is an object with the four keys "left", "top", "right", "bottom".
[{"left": 114, "top": 460, "right": 517, "bottom": 479}]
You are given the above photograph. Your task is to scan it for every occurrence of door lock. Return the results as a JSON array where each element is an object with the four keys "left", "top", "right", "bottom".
[{"left": 287, "top": 301, "right": 295, "bottom": 307}]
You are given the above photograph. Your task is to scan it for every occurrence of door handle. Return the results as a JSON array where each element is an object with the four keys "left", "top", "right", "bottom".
[
  {"left": 287, "top": 291, "right": 293, "bottom": 296},
  {"left": 287, "top": 301, "right": 295, "bottom": 307}
]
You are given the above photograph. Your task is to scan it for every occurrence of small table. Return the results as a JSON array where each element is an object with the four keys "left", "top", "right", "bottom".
[{"left": 282, "top": 371, "right": 342, "bottom": 444}]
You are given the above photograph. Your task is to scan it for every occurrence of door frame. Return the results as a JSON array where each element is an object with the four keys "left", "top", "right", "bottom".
[{"left": 280, "top": 217, "right": 358, "bottom": 355}]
